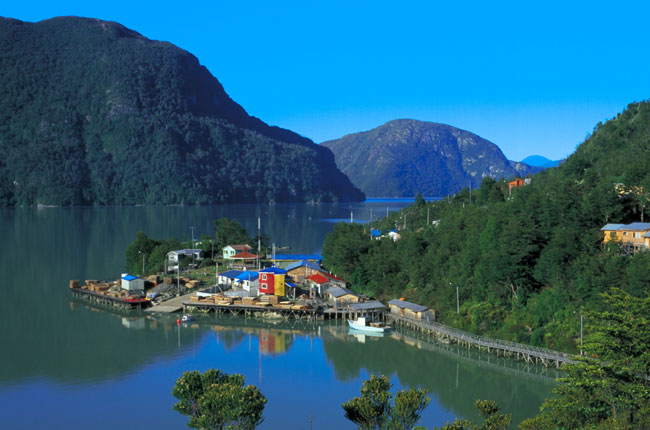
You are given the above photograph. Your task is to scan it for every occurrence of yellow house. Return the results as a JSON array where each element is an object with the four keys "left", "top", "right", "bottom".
[{"left": 602, "top": 222, "right": 650, "bottom": 252}]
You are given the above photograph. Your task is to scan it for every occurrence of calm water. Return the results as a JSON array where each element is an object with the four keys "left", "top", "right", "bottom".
[{"left": 0, "top": 203, "right": 555, "bottom": 429}]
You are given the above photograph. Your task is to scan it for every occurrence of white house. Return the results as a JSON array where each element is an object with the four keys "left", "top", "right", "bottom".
[
  {"left": 234, "top": 271, "right": 259, "bottom": 294},
  {"left": 223, "top": 244, "right": 253, "bottom": 260},
  {"left": 166, "top": 249, "right": 203, "bottom": 272}
]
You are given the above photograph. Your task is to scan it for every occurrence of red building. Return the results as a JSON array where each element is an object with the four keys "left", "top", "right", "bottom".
[{"left": 259, "top": 272, "right": 275, "bottom": 295}]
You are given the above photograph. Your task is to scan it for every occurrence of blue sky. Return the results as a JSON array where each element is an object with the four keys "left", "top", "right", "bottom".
[{"left": 3, "top": 1, "right": 649, "bottom": 161}]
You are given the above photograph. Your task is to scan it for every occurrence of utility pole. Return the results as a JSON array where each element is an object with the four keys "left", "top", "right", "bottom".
[
  {"left": 370, "top": 208, "right": 373, "bottom": 223},
  {"left": 257, "top": 216, "right": 261, "bottom": 270},
  {"left": 454, "top": 283, "right": 459, "bottom": 314},
  {"left": 177, "top": 265, "right": 180, "bottom": 297},
  {"left": 403, "top": 214, "right": 407, "bottom": 230},
  {"left": 350, "top": 210, "right": 353, "bottom": 224},
  {"left": 190, "top": 226, "right": 195, "bottom": 265},
  {"left": 386, "top": 206, "right": 389, "bottom": 218},
  {"left": 469, "top": 181, "right": 472, "bottom": 205},
  {"left": 427, "top": 207, "right": 430, "bottom": 226},
  {"left": 580, "top": 313, "right": 584, "bottom": 356}
]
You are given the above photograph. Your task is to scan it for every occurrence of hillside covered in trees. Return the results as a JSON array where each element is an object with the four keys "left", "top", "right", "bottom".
[
  {"left": 323, "top": 101, "right": 650, "bottom": 353},
  {"left": 321, "top": 119, "right": 541, "bottom": 197},
  {"left": 0, "top": 16, "right": 364, "bottom": 206}
]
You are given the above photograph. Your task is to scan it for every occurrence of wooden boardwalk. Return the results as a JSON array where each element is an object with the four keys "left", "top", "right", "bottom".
[
  {"left": 70, "top": 288, "right": 149, "bottom": 311},
  {"left": 391, "top": 315, "right": 576, "bottom": 368}
]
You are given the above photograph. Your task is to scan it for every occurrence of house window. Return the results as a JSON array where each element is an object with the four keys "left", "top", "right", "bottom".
[
  {"left": 262, "top": 274, "right": 267, "bottom": 280},
  {"left": 623, "top": 232, "right": 628, "bottom": 236},
  {"left": 634, "top": 232, "right": 641, "bottom": 238}
]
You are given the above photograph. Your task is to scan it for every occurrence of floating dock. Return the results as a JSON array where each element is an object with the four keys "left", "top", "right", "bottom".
[{"left": 70, "top": 287, "right": 149, "bottom": 311}]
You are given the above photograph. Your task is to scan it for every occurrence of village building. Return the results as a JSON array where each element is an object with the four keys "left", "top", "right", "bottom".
[
  {"left": 234, "top": 271, "right": 259, "bottom": 294},
  {"left": 121, "top": 274, "right": 145, "bottom": 293},
  {"left": 388, "top": 299, "right": 435, "bottom": 321},
  {"left": 384, "top": 229, "right": 401, "bottom": 241},
  {"left": 217, "top": 270, "right": 243, "bottom": 287},
  {"left": 370, "top": 229, "right": 382, "bottom": 239},
  {"left": 307, "top": 272, "right": 330, "bottom": 297},
  {"left": 601, "top": 222, "right": 650, "bottom": 253},
  {"left": 230, "top": 251, "right": 258, "bottom": 269},
  {"left": 326, "top": 285, "right": 360, "bottom": 308},
  {"left": 321, "top": 272, "right": 347, "bottom": 288},
  {"left": 285, "top": 260, "right": 325, "bottom": 282},
  {"left": 166, "top": 249, "right": 203, "bottom": 272},
  {"left": 222, "top": 244, "right": 253, "bottom": 260},
  {"left": 258, "top": 267, "right": 288, "bottom": 297},
  {"left": 346, "top": 300, "right": 386, "bottom": 313}
]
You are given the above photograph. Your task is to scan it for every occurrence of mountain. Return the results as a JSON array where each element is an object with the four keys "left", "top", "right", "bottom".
[
  {"left": 321, "top": 119, "right": 541, "bottom": 197},
  {"left": 0, "top": 16, "right": 364, "bottom": 206},
  {"left": 520, "top": 155, "right": 561, "bottom": 168}
]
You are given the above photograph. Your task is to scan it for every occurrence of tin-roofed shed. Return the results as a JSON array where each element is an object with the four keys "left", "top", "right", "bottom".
[{"left": 388, "top": 299, "right": 435, "bottom": 321}]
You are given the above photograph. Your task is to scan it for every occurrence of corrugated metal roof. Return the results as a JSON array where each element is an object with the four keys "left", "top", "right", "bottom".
[
  {"left": 285, "top": 260, "right": 323, "bottom": 272},
  {"left": 219, "top": 270, "right": 243, "bottom": 279},
  {"left": 259, "top": 267, "right": 288, "bottom": 275},
  {"left": 348, "top": 300, "right": 386, "bottom": 311},
  {"left": 286, "top": 282, "right": 296, "bottom": 288},
  {"left": 601, "top": 223, "right": 625, "bottom": 231},
  {"left": 618, "top": 222, "right": 650, "bottom": 231},
  {"left": 235, "top": 271, "right": 259, "bottom": 281},
  {"left": 388, "top": 299, "right": 429, "bottom": 312},
  {"left": 273, "top": 254, "right": 323, "bottom": 261},
  {"left": 307, "top": 273, "right": 329, "bottom": 284},
  {"left": 169, "top": 249, "right": 202, "bottom": 255},
  {"left": 327, "top": 286, "right": 359, "bottom": 298}
]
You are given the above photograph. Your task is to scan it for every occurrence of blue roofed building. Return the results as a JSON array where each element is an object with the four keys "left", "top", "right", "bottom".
[
  {"left": 217, "top": 270, "right": 243, "bottom": 287},
  {"left": 235, "top": 271, "right": 259, "bottom": 293},
  {"left": 271, "top": 254, "right": 322, "bottom": 268}
]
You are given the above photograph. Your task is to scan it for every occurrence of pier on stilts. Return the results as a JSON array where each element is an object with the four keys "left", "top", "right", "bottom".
[
  {"left": 70, "top": 287, "right": 149, "bottom": 311},
  {"left": 390, "top": 315, "right": 575, "bottom": 368}
]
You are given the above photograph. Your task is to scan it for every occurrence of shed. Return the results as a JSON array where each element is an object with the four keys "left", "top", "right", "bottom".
[
  {"left": 327, "top": 286, "right": 360, "bottom": 307},
  {"left": 347, "top": 300, "right": 386, "bottom": 312},
  {"left": 223, "top": 244, "right": 253, "bottom": 260},
  {"left": 388, "top": 299, "right": 435, "bottom": 321},
  {"left": 121, "top": 274, "right": 145, "bottom": 293},
  {"left": 166, "top": 249, "right": 204, "bottom": 272},
  {"left": 307, "top": 273, "right": 330, "bottom": 296},
  {"left": 285, "top": 260, "right": 326, "bottom": 282},
  {"left": 235, "top": 271, "right": 259, "bottom": 293},
  {"left": 218, "top": 270, "right": 243, "bottom": 286}
]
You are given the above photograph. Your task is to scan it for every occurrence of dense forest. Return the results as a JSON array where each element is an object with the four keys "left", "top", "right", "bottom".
[
  {"left": 323, "top": 100, "right": 650, "bottom": 353},
  {"left": 0, "top": 17, "right": 364, "bottom": 206},
  {"left": 321, "top": 119, "right": 541, "bottom": 197}
]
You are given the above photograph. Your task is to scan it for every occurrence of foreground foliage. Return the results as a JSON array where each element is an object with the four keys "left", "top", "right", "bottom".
[
  {"left": 342, "top": 375, "right": 431, "bottom": 430},
  {"left": 520, "top": 289, "right": 650, "bottom": 429},
  {"left": 172, "top": 369, "right": 266, "bottom": 430}
]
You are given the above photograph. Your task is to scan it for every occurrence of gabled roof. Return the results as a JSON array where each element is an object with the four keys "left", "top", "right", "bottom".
[
  {"left": 285, "top": 260, "right": 323, "bottom": 272},
  {"left": 327, "top": 285, "right": 359, "bottom": 298},
  {"left": 219, "top": 270, "right": 243, "bottom": 279},
  {"left": 644, "top": 231, "right": 650, "bottom": 238},
  {"left": 121, "top": 274, "right": 139, "bottom": 281},
  {"left": 388, "top": 299, "right": 429, "bottom": 312},
  {"left": 348, "top": 300, "right": 386, "bottom": 311},
  {"left": 322, "top": 272, "right": 345, "bottom": 282},
  {"left": 273, "top": 254, "right": 323, "bottom": 262},
  {"left": 235, "top": 271, "right": 259, "bottom": 281},
  {"left": 618, "top": 222, "right": 650, "bottom": 231},
  {"left": 231, "top": 251, "right": 258, "bottom": 259},
  {"left": 307, "top": 273, "right": 330, "bottom": 284},
  {"left": 259, "top": 267, "right": 288, "bottom": 275},
  {"left": 168, "top": 249, "right": 202, "bottom": 255},
  {"left": 601, "top": 223, "right": 625, "bottom": 231}
]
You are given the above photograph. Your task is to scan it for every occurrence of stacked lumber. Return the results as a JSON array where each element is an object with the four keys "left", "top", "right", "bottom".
[
  {"left": 164, "top": 277, "right": 173, "bottom": 285},
  {"left": 242, "top": 297, "right": 258, "bottom": 306}
]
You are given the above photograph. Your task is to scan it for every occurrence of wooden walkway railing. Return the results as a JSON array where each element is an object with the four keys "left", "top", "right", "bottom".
[{"left": 390, "top": 315, "right": 576, "bottom": 368}]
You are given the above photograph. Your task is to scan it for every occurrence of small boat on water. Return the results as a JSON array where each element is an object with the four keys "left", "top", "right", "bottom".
[{"left": 348, "top": 317, "right": 390, "bottom": 333}]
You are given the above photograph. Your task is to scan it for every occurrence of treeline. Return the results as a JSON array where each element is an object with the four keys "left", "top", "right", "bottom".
[
  {"left": 0, "top": 17, "right": 364, "bottom": 206},
  {"left": 323, "top": 100, "right": 650, "bottom": 352}
]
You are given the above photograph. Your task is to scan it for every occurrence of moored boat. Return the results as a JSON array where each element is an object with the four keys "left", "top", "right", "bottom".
[{"left": 347, "top": 316, "right": 390, "bottom": 333}]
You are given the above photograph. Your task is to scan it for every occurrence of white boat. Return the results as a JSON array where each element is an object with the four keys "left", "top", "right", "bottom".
[{"left": 348, "top": 317, "right": 390, "bottom": 333}]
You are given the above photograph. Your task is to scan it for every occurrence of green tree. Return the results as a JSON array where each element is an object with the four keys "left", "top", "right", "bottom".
[
  {"left": 214, "top": 217, "right": 253, "bottom": 252},
  {"left": 520, "top": 289, "right": 650, "bottom": 429},
  {"left": 125, "top": 231, "right": 160, "bottom": 275},
  {"left": 172, "top": 369, "right": 267, "bottom": 430},
  {"left": 342, "top": 375, "right": 430, "bottom": 430}
]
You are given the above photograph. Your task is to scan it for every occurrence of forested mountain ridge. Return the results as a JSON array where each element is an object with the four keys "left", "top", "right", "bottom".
[
  {"left": 323, "top": 100, "right": 650, "bottom": 353},
  {"left": 321, "top": 119, "right": 541, "bottom": 197},
  {"left": 0, "top": 16, "right": 364, "bottom": 206}
]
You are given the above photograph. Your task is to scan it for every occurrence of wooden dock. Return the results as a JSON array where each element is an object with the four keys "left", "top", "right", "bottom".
[
  {"left": 183, "top": 301, "right": 388, "bottom": 321},
  {"left": 144, "top": 293, "right": 190, "bottom": 314},
  {"left": 391, "top": 315, "right": 576, "bottom": 368},
  {"left": 70, "top": 287, "right": 149, "bottom": 311}
]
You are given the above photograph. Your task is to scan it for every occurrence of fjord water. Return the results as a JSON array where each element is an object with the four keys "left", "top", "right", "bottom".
[{"left": 0, "top": 203, "right": 554, "bottom": 429}]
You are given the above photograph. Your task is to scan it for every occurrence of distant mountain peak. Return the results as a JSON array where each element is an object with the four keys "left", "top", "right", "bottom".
[{"left": 322, "top": 120, "right": 540, "bottom": 197}]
